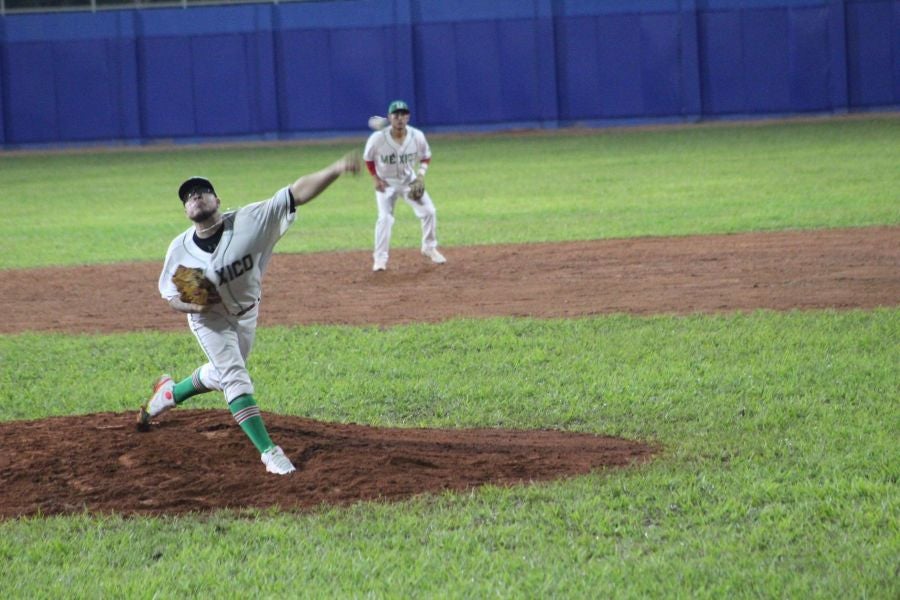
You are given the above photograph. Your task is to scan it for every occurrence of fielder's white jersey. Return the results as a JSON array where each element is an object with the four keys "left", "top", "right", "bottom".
[
  {"left": 159, "top": 186, "right": 296, "bottom": 316},
  {"left": 364, "top": 125, "right": 431, "bottom": 186}
]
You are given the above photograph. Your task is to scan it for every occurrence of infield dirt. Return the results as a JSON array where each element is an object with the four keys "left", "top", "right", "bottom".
[{"left": 1, "top": 226, "right": 897, "bottom": 518}]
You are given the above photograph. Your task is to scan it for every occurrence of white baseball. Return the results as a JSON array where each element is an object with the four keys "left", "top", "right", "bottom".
[{"left": 368, "top": 115, "right": 389, "bottom": 131}]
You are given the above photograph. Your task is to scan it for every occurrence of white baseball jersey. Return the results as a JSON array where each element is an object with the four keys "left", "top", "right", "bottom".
[
  {"left": 364, "top": 125, "right": 431, "bottom": 186},
  {"left": 159, "top": 186, "right": 296, "bottom": 316}
]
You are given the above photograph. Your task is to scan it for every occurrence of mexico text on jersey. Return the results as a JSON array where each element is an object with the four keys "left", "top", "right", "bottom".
[
  {"left": 159, "top": 186, "right": 296, "bottom": 316},
  {"left": 363, "top": 125, "right": 431, "bottom": 185}
]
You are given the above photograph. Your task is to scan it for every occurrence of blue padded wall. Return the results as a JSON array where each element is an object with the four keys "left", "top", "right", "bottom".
[
  {"left": 137, "top": 36, "right": 195, "bottom": 137},
  {"left": 0, "top": 19, "right": 4, "bottom": 145},
  {"left": 273, "top": 0, "right": 414, "bottom": 133},
  {"left": 276, "top": 28, "right": 332, "bottom": 131},
  {"left": 0, "top": 0, "right": 896, "bottom": 147},
  {"left": 554, "top": 0, "right": 701, "bottom": 122},
  {"left": 134, "top": 5, "right": 278, "bottom": 139},
  {"left": 556, "top": 12, "right": 697, "bottom": 120},
  {"left": 1, "top": 11, "right": 139, "bottom": 144},
  {"left": 789, "top": 7, "right": 836, "bottom": 111},
  {"left": 4, "top": 41, "right": 58, "bottom": 143},
  {"left": 412, "top": 0, "right": 556, "bottom": 126},
  {"left": 845, "top": 0, "right": 900, "bottom": 107},
  {"left": 698, "top": 2, "right": 848, "bottom": 115}
]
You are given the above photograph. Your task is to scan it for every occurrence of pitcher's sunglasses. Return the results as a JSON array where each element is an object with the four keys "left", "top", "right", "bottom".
[{"left": 184, "top": 187, "right": 214, "bottom": 199}]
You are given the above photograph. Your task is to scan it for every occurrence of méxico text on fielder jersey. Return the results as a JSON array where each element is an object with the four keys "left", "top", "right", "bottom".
[
  {"left": 159, "top": 186, "right": 296, "bottom": 316},
  {"left": 364, "top": 125, "right": 431, "bottom": 186}
]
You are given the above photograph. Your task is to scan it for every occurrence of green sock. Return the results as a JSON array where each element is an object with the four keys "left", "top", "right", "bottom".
[
  {"left": 173, "top": 368, "right": 211, "bottom": 405},
  {"left": 228, "top": 394, "right": 275, "bottom": 454}
]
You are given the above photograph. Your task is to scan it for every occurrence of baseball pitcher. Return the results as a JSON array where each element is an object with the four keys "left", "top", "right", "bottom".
[{"left": 137, "top": 152, "right": 360, "bottom": 475}]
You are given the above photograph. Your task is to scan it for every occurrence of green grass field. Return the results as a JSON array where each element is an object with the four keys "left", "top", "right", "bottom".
[
  {"left": 1, "top": 116, "right": 898, "bottom": 597},
  {"left": 1, "top": 116, "right": 898, "bottom": 269}
]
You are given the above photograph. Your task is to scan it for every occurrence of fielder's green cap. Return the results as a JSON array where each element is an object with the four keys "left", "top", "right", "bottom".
[
  {"left": 388, "top": 100, "right": 410, "bottom": 114},
  {"left": 178, "top": 176, "right": 216, "bottom": 203}
]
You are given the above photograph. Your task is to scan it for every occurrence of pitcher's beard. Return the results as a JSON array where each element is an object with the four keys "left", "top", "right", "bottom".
[{"left": 191, "top": 207, "right": 218, "bottom": 223}]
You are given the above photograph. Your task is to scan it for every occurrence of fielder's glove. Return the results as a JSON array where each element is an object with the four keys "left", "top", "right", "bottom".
[
  {"left": 172, "top": 265, "right": 219, "bottom": 306},
  {"left": 409, "top": 178, "right": 425, "bottom": 202}
]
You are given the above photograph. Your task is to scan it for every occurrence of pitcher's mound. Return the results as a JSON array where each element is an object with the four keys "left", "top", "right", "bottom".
[{"left": 1, "top": 410, "right": 656, "bottom": 519}]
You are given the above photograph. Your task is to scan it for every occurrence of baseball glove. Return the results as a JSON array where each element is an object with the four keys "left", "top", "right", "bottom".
[
  {"left": 172, "top": 265, "right": 218, "bottom": 306},
  {"left": 409, "top": 178, "right": 425, "bottom": 201}
]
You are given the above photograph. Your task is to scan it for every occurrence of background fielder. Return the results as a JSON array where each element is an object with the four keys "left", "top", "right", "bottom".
[
  {"left": 364, "top": 100, "right": 446, "bottom": 271},
  {"left": 138, "top": 152, "right": 360, "bottom": 475}
]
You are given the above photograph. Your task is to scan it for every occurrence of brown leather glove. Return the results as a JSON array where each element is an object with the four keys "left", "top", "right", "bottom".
[
  {"left": 172, "top": 265, "right": 219, "bottom": 306},
  {"left": 409, "top": 178, "right": 425, "bottom": 201}
]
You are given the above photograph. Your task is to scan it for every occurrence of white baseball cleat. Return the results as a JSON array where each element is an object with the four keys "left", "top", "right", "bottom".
[
  {"left": 136, "top": 374, "right": 176, "bottom": 431},
  {"left": 373, "top": 258, "right": 387, "bottom": 272},
  {"left": 261, "top": 446, "right": 296, "bottom": 475},
  {"left": 422, "top": 248, "right": 447, "bottom": 264}
]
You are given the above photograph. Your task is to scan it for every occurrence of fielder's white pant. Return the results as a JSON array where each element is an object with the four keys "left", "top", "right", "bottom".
[
  {"left": 374, "top": 185, "right": 438, "bottom": 263},
  {"left": 187, "top": 304, "right": 258, "bottom": 403}
]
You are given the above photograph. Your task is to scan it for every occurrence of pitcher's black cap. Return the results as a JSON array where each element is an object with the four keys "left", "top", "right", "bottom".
[{"left": 178, "top": 176, "right": 216, "bottom": 203}]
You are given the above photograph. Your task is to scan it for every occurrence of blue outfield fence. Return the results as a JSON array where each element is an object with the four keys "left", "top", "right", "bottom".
[{"left": 0, "top": 0, "right": 898, "bottom": 147}]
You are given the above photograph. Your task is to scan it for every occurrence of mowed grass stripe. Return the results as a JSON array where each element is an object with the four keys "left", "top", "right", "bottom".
[{"left": 1, "top": 116, "right": 898, "bottom": 269}]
